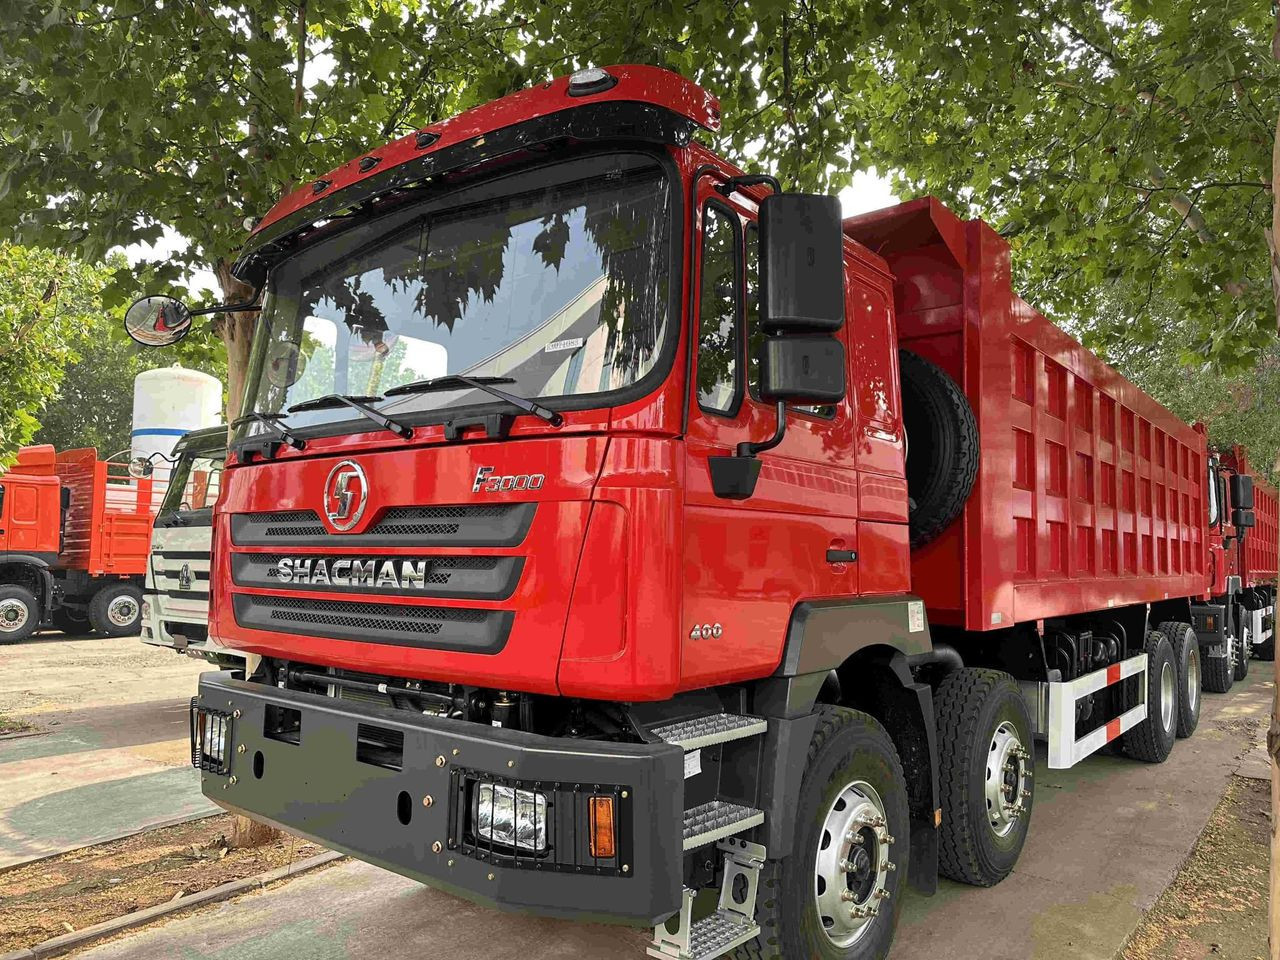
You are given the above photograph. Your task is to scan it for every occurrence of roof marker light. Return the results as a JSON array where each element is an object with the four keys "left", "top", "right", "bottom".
[{"left": 567, "top": 67, "right": 617, "bottom": 97}]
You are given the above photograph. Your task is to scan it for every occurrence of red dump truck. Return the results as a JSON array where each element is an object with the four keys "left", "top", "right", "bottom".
[
  {"left": 126, "top": 66, "right": 1248, "bottom": 960},
  {"left": 0, "top": 445, "right": 153, "bottom": 642},
  {"left": 1205, "top": 444, "right": 1277, "bottom": 675}
]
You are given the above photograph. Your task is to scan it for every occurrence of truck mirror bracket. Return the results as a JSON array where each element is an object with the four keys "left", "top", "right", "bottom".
[{"left": 708, "top": 401, "right": 787, "bottom": 500}]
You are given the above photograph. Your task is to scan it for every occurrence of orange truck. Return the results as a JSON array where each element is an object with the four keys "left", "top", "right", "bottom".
[{"left": 0, "top": 444, "right": 155, "bottom": 642}]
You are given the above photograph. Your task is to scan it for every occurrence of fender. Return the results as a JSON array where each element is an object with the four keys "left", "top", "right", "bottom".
[
  {"left": 0, "top": 553, "right": 56, "bottom": 617},
  {"left": 774, "top": 595, "right": 933, "bottom": 677}
]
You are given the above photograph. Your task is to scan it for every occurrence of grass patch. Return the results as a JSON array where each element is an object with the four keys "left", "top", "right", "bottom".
[{"left": 0, "top": 713, "right": 33, "bottom": 736}]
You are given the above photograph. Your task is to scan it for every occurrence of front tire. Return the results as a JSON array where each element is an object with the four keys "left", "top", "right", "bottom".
[
  {"left": 1121, "top": 631, "right": 1177, "bottom": 763},
  {"left": 0, "top": 585, "right": 40, "bottom": 644},
  {"left": 934, "top": 668, "right": 1034, "bottom": 886},
  {"left": 735, "top": 707, "right": 909, "bottom": 960},
  {"left": 88, "top": 583, "right": 143, "bottom": 637},
  {"left": 1157, "top": 622, "right": 1200, "bottom": 739}
]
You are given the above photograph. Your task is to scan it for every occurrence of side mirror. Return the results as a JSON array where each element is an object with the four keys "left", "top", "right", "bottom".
[
  {"left": 759, "top": 193, "right": 845, "bottom": 332},
  {"left": 128, "top": 456, "right": 154, "bottom": 479},
  {"left": 1232, "top": 507, "right": 1256, "bottom": 530},
  {"left": 1229, "top": 474, "right": 1254, "bottom": 510},
  {"left": 758, "top": 335, "right": 846, "bottom": 405},
  {"left": 124, "top": 296, "right": 193, "bottom": 347}
]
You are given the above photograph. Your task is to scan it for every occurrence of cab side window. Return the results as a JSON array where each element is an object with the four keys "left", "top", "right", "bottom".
[{"left": 697, "top": 204, "right": 742, "bottom": 415}]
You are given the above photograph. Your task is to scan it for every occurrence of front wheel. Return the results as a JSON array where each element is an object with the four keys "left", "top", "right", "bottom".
[
  {"left": 88, "top": 583, "right": 143, "bottom": 637},
  {"left": 735, "top": 707, "right": 909, "bottom": 960},
  {"left": 0, "top": 585, "right": 40, "bottom": 644}
]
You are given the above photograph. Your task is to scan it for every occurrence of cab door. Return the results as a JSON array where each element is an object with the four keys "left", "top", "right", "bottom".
[{"left": 681, "top": 186, "right": 859, "bottom": 689}]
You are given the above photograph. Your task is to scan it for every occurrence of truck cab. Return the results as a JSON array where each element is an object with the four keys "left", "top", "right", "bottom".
[{"left": 141, "top": 425, "right": 236, "bottom": 664}]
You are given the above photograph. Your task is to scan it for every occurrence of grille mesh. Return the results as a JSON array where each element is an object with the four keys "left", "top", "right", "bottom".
[
  {"left": 264, "top": 596, "right": 488, "bottom": 635},
  {"left": 231, "top": 503, "right": 534, "bottom": 547}
]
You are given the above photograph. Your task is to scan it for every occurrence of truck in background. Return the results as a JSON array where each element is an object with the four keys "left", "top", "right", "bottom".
[
  {"left": 140, "top": 425, "right": 237, "bottom": 664},
  {"left": 126, "top": 66, "right": 1263, "bottom": 960},
  {"left": 1201, "top": 444, "right": 1277, "bottom": 685},
  {"left": 0, "top": 445, "right": 153, "bottom": 642}
]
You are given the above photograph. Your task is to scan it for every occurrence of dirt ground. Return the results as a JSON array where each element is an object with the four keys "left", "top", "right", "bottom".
[
  {"left": 0, "top": 814, "right": 326, "bottom": 953},
  {"left": 1121, "top": 775, "right": 1269, "bottom": 960}
]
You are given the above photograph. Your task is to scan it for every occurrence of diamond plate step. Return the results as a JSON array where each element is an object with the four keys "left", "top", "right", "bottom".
[
  {"left": 651, "top": 713, "right": 768, "bottom": 751},
  {"left": 683, "top": 800, "right": 764, "bottom": 851},
  {"left": 646, "top": 910, "right": 760, "bottom": 960}
]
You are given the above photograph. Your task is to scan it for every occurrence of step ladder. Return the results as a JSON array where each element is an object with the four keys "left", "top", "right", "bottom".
[{"left": 647, "top": 713, "right": 769, "bottom": 960}]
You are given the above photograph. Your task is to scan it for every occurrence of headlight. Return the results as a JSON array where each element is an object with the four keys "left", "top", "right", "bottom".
[
  {"left": 473, "top": 782, "right": 548, "bottom": 853},
  {"left": 141, "top": 600, "right": 151, "bottom": 620}
]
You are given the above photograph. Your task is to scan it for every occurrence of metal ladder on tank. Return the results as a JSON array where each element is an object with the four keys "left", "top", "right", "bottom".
[{"left": 646, "top": 713, "right": 769, "bottom": 960}]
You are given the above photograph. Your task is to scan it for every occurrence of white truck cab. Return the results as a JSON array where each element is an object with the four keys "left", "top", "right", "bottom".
[{"left": 141, "top": 425, "right": 238, "bottom": 664}]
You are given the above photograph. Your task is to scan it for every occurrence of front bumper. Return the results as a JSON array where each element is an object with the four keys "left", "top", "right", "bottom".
[{"left": 193, "top": 671, "right": 684, "bottom": 923}]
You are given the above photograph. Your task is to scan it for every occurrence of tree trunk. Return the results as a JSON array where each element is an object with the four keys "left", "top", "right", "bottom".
[
  {"left": 213, "top": 259, "right": 259, "bottom": 428},
  {"left": 229, "top": 814, "right": 279, "bottom": 849},
  {"left": 1268, "top": 14, "right": 1279, "bottom": 960}
]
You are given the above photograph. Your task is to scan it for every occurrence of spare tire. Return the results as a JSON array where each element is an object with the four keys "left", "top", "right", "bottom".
[{"left": 900, "top": 348, "right": 979, "bottom": 549}]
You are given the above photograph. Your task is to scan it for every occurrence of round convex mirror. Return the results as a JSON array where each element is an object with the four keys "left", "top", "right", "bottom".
[
  {"left": 127, "top": 456, "right": 154, "bottom": 479},
  {"left": 124, "top": 296, "right": 193, "bottom": 346}
]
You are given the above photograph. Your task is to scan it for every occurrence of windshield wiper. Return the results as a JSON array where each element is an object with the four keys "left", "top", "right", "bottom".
[
  {"left": 384, "top": 376, "right": 564, "bottom": 427},
  {"left": 231, "top": 412, "right": 306, "bottom": 452},
  {"left": 287, "top": 394, "right": 414, "bottom": 439}
]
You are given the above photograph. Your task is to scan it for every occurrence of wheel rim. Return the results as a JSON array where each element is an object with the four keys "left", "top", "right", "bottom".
[
  {"left": 1187, "top": 643, "right": 1200, "bottom": 714},
  {"left": 813, "top": 779, "right": 894, "bottom": 948},
  {"left": 984, "top": 720, "right": 1031, "bottom": 838},
  {"left": 0, "top": 599, "right": 29, "bottom": 633},
  {"left": 1159, "top": 660, "right": 1175, "bottom": 731},
  {"left": 106, "top": 595, "right": 138, "bottom": 628}
]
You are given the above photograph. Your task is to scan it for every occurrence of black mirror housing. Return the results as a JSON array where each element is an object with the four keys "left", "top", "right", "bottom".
[
  {"left": 1229, "top": 474, "right": 1254, "bottom": 510},
  {"left": 1232, "top": 507, "right": 1256, "bottom": 529},
  {"left": 759, "top": 193, "right": 845, "bottom": 333},
  {"left": 758, "top": 335, "right": 846, "bottom": 405}
]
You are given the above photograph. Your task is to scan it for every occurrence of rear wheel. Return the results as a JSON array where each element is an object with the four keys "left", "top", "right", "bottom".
[
  {"left": 88, "top": 583, "right": 143, "bottom": 637},
  {"left": 735, "top": 707, "right": 909, "bottom": 960},
  {"left": 1157, "top": 622, "right": 1200, "bottom": 739},
  {"left": 934, "top": 668, "right": 1033, "bottom": 887},
  {"left": 1121, "top": 631, "right": 1177, "bottom": 763},
  {"left": 50, "top": 606, "right": 93, "bottom": 636},
  {"left": 0, "top": 585, "right": 39, "bottom": 644},
  {"left": 1233, "top": 622, "right": 1251, "bottom": 681},
  {"left": 1202, "top": 633, "right": 1235, "bottom": 694}
]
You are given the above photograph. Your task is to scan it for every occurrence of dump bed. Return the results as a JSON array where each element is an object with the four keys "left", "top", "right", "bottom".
[
  {"left": 54, "top": 448, "right": 156, "bottom": 576},
  {"left": 844, "top": 198, "right": 1209, "bottom": 631},
  {"left": 1221, "top": 445, "right": 1278, "bottom": 587}
]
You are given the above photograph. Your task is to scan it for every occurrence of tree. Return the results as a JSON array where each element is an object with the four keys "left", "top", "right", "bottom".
[
  {"left": 0, "top": 0, "right": 514, "bottom": 420},
  {"left": 34, "top": 313, "right": 227, "bottom": 457},
  {"left": 0, "top": 245, "right": 106, "bottom": 467}
]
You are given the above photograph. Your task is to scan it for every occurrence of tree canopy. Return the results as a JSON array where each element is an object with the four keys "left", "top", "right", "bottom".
[{"left": 0, "top": 0, "right": 1275, "bottom": 423}]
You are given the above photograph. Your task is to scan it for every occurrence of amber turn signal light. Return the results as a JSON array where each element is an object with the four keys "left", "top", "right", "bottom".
[{"left": 588, "top": 796, "right": 616, "bottom": 859}]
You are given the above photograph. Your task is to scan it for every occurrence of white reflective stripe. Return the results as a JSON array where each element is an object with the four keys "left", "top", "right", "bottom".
[{"left": 1046, "top": 653, "right": 1148, "bottom": 770}]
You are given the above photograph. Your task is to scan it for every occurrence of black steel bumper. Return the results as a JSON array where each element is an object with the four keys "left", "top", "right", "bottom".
[{"left": 193, "top": 672, "right": 684, "bottom": 924}]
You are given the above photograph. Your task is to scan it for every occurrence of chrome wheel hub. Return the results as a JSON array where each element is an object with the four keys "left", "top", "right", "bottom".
[
  {"left": 106, "top": 595, "right": 138, "bottom": 628},
  {"left": 985, "top": 721, "right": 1031, "bottom": 838},
  {"left": 814, "top": 780, "right": 894, "bottom": 948},
  {"left": 1159, "top": 660, "right": 1175, "bottom": 731},
  {"left": 1187, "top": 645, "right": 1200, "bottom": 715},
  {"left": 0, "top": 599, "right": 29, "bottom": 633}
]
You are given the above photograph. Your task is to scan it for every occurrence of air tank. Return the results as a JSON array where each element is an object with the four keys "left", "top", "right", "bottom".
[{"left": 130, "top": 367, "right": 223, "bottom": 505}]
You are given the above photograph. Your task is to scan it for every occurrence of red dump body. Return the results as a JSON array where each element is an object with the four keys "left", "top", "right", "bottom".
[
  {"left": 52, "top": 449, "right": 155, "bottom": 576},
  {"left": 1220, "top": 445, "right": 1278, "bottom": 587},
  {"left": 845, "top": 198, "right": 1209, "bottom": 631}
]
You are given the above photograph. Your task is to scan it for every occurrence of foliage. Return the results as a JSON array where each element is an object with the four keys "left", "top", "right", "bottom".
[
  {"left": 0, "top": 245, "right": 104, "bottom": 467},
  {"left": 0, "top": 0, "right": 1274, "bottom": 406},
  {"left": 33, "top": 313, "right": 227, "bottom": 458}
]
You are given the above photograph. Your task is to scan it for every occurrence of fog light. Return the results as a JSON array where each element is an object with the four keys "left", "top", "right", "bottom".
[
  {"left": 567, "top": 67, "right": 617, "bottom": 97},
  {"left": 589, "top": 796, "right": 615, "bottom": 858},
  {"left": 474, "top": 782, "right": 548, "bottom": 852},
  {"left": 189, "top": 698, "right": 234, "bottom": 774}
]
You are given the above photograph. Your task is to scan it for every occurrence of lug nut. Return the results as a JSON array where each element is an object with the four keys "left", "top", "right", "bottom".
[
  {"left": 874, "top": 889, "right": 891, "bottom": 901},
  {"left": 435, "top": 755, "right": 446, "bottom": 767},
  {"left": 841, "top": 890, "right": 856, "bottom": 902},
  {"left": 839, "top": 858, "right": 853, "bottom": 872},
  {"left": 846, "top": 831, "right": 863, "bottom": 845},
  {"left": 881, "top": 861, "right": 896, "bottom": 872},
  {"left": 881, "top": 834, "right": 895, "bottom": 845},
  {"left": 432, "top": 841, "right": 442, "bottom": 854}
]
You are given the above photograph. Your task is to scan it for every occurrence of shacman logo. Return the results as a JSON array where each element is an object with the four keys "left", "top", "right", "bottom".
[
  {"left": 324, "top": 459, "right": 368, "bottom": 532},
  {"left": 473, "top": 465, "right": 545, "bottom": 493}
]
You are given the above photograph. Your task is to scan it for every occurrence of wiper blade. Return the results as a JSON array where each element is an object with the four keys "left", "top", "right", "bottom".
[
  {"left": 230, "top": 411, "right": 306, "bottom": 452},
  {"left": 384, "top": 375, "right": 564, "bottom": 427},
  {"left": 287, "top": 394, "right": 413, "bottom": 439}
]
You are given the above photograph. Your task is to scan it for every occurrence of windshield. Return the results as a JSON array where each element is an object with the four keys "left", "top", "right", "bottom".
[
  {"left": 240, "top": 154, "right": 674, "bottom": 437},
  {"left": 159, "top": 446, "right": 226, "bottom": 516}
]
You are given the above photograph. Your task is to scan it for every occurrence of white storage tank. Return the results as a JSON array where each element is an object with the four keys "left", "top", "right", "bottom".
[{"left": 130, "top": 367, "right": 223, "bottom": 507}]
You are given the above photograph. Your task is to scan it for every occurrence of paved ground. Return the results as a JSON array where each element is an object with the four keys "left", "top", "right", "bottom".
[
  {"left": 67, "top": 667, "right": 1272, "bottom": 960},
  {"left": 0, "top": 632, "right": 217, "bottom": 868}
]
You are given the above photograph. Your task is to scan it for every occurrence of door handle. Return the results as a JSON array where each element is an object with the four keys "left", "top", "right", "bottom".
[{"left": 826, "top": 549, "right": 857, "bottom": 563}]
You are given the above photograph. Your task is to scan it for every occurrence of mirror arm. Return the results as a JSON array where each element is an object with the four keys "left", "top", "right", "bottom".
[
  {"left": 188, "top": 281, "right": 265, "bottom": 318},
  {"left": 736, "top": 401, "right": 787, "bottom": 458},
  {"left": 715, "top": 174, "right": 782, "bottom": 198}
]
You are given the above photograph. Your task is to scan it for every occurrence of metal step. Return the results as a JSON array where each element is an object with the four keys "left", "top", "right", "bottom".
[
  {"left": 683, "top": 799, "right": 764, "bottom": 851},
  {"left": 648, "top": 841, "right": 766, "bottom": 960},
  {"left": 652, "top": 713, "right": 768, "bottom": 751}
]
